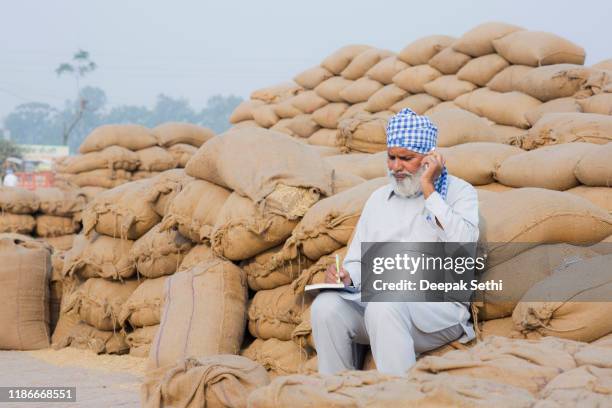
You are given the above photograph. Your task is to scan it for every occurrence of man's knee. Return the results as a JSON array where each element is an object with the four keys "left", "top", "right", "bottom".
[
  {"left": 364, "top": 302, "right": 413, "bottom": 330},
  {"left": 311, "top": 292, "right": 347, "bottom": 327}
]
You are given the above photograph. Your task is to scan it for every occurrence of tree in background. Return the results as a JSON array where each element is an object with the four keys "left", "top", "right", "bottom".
[
  {"left": 0, "top": 139, "right": 22, "bottom": 164},
  {"left": 55, "top": 49, "right": 97, "bottom": 146}
]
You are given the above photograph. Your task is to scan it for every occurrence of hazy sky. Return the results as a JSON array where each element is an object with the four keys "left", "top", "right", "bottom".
[{"left": 1, "top": 0, "right": 610, "bottom": 120}]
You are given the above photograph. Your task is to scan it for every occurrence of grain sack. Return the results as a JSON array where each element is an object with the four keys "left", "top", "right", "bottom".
[
  {"left": 71, "top": 168, "right": 131, "bottom": 188},
  {"left": 130, "top": 224, "right": 192, "bottom": 279},
  {"left": 593, "top": 59, "right": 612, "bottom": 71},
  {"left": 566, "top": 186, "right": 612, "bottom": 212},
  {"left": 35, "top": 215, "right": 79, "bottom": 237},
  {"left": 338, "top": 101, "right": 367, "bottom": 121},
  {"left": 486, "top": 66, "right": 533, "bottom": 94},
  {"left": 440, "top": 142, "right": 524, "bottom": 185},
  {"left": 59, "top": 322, "right": 129, "bottom": 354},
  {"left": 423, "top": 75, "right": 477, "bottom": 100},
  {"left": 159, "top": 179, "right": 230, "bottom": 243},
  {"left": 491, "top": 124, "right": 526, "bottom": 144},
  {"left": 142, "top": 355, "right": 269, "bottom": 408},
  {"left": 513, "top": 254, "right": 612, "bottom": 342},
  {"left": 119, "top": 276, "right": 167, "bottom": 328},
  {"left": 82, "top": 179, "right": 161, "bottom": 240},
  {"left": 178, "top": 244, "right": 215, "bottom": 272},
  {"left": 538, "top": 365, "right": 612, "bottom": 407},
  {"left": 230, "top": 100, "right": 265, "bottom": 123},
  {"left": 79, "top": 186, "right": 107, "bottom": 201},
  {"left": 64, "top": 278, "right": 139, "bottom": 331},
  {"left": 321, "top": 44, "right": 371, "bottom": 75},
  {"left": 149, "top": 259, "right": 247, "bottom": 369},
  {"left": 331, "top": 171, "right": 365, "bottom": 194},
  {"left": 186, "top": 129, "right": 333, "bottom": 214},
  {"left": 0, "top": 213, "right": 36, "bottom": 234},
  {"left": 456, "top": 54, "right": 510, "bottom": 86},
  {"left": 524, "top": 97, "right": 582, "bottom": 126},
  {"left": 148, "top": 169, "right": 194, "bottom": 218},
  {"left": 49, "top": 251, "right": 65, "bottom": 332},
  {"left": 494, "top": 143, "right": 597, "bottom": 190},
  {"left": 309, "top": 145, "right": 343, "bottom": 157},
  {"left": 428, "top": 47, "right": 471, "bottom": 75},
  {"left": 390, "top": 94, "right": 440, "bottom": 114},
  {"left": 515, "top": 64, "right": 593, "bottom": 102},
  {"left": 523, "top": 112, "right": 612, "bottom": 149},
  {"left": 211, "top": 193, "right": 298, "bottom": 261},
  {"left": 152, "top": 122, "right": 214, "bottom": 147},
  {"left": 56, "top": 146, "right": 140, "bottom": 173},
  {"left": 452, "top": 22, "right": 524, "bottom": 56},
  {"left": 282, "top": 178, "right": 388, "bottom": 261},
  {"left": 132, "top": 171, "right": 161, "bottom": 180},
  {"left": 398, "top": 35, "right": 455, "bottom": 65},
  {"left": 493, "top": 30, "right": 586, "bottom": 66},
  {"left": 479, "top": 188, "right": 612, "bottom": 267},
  {"left": 392, "top": 64, "right": 442, "bottom": 93},
  {"left": 79, "top": 124, "right": 157, "bottom": 153},
  {"left": 44, "top": 234, "right": 75, "bottom": 251},
  {"left": 291, "top": 306, "right": 314, "bottom": 350},
  {"left": 126, "top": 325, "right": 158, "bottom": 357},
  {"left": 455, "top": 88, "right": 541, "bottom": 128},
  {"left": 248, "top": 284, "right": 311, "bottom": 341},
  {"left": 35, "top": 187, "right": 86, "bottom": 216},
  {"left": 290, "top": 90, "right": 328, "bottom": 114},
  {"left": 0, "top": 187, "right": 39, "bottom": 214},
  {"left": 252, "top": 104, "right": 280, "bottom": 128},
  {"left": 243, "top": 245, "right": 313, "bottom": 291},
  {"left": 307, "top": 129, "right": 342, "bottom": 147},
  {"left": 136, "top": 146, "right": 178, "bottom": 171},
  {"left": 574, "top": 143, "right": 612, "bottom": 187},
  {"left": 339, "top": 77, "right": 384, "bottom": 104},
  {"left": 480, "top": 317, "right": 518, "bottom": 339},
  {"left": 424, "top": 101, "right": 458, "bottom": 115},
  {"left": 241, "top": 338, "right": 312, "bottom": 377},
  {"left": 294, "top": 65, "right": 333, "bottom": 89},
  {"left": 428, "top": 108, "right": 495, "bottom": 146},
  {"left": 578, "top": 92, "right": 612, "bottom": 115},
  {"left": 475, "top": 182, "right": 514, "bottom": 193},
  {"left": 364, "top": 84, "right": 407, "bottom": 112},
  {"left": 314, "top": 76, "right": 353, "bottom": 102},
  {"left": 292, "top": 247, "right": 347, "bottom": 294},
  {"left": 477, "top": 243, "right": 600, "bottom": 320},
  {"left": 274, "top": 98, "right": 302, "bottom": 119},
  {"left": 0, "top": 235, "right": 51, "bottom": 350},
  {"left": 338, "top": 113, "right": 388, "bottom": 153},
  {"left": 365, "top": 56, "right": 408, "bottom": 84},
  {"left": 341, "top": 48, "right": 393, "bottom": 80},
  {"left": 63, "top": 233, "right": 134, "bottom": 280},
  {"left": 324, "top": 152, "right": 386, "bottom": 180},
  {"left": 250, "top": 82, "right": 303, "bottom": 104},
  {"left": 167, "top": 143, "right": 197, "bottom": 168},
  {"left": 287, "top": 114, "right": 320, "bottom": 138}
]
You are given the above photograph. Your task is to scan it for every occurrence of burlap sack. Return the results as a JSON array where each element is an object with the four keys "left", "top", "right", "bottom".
[
  {"left": 491, "top": 124, "right": 527, "bottom": 144},
  {"left": 282, "top": 178, "right": 387, "bottom": 261},
  {"left": 574, "top": 142, "right": 612, "bottom": 187},
  {"left": 160, "top": 179, "right": 231, "bottom": 243},
  {"left": 58, "top": 322, "right": 129, "bottom": 354},
  {"left": 311, "top": 103, "right": 348, "bottom": 128},
  {"left": 211, "top": 193, "right": 298, "bottom": 261},
  {"left": 477, "top": 243, "right": 600, "bottom": 321},
  {"left": 423, "top": 75, "right": 477, "bottom": 101},
  {"left": 178, "top": 244, "right": 216, "bottom": 272},
  {"left": 292, "top": 247, "right": 347, "bottom": 294},
  {"left": 135, "top": 146, "right": 177, "bottom": 172},
  {"left": 513, "top": 254, "right": 612, "bottom": 342},
  {"left": 152, "top": 122, "right": 214, "bottom": 147},
  {"left": 149, "top": 259, "right": 247, "bottom": 369},
  {"left": 338, "top": 113, "right": 388, "bottom": 153},
  {"left": 294, "top": 65, "right": 333, "bottom": 89},
  {"left": 241, "top": 338, "right": 313, "bottom": 377},
  {"left": 593, "top": 59, "right": 612, "bottom": 70},
  {"left": 390, "top": 94, "right": 440, "bottom": 114},
  {"left": 79, "top": 124, "right": 157, "bottom": 153},
  {"left": 428, "top": 47, "right": 471, "bottom": 75},
  {"left": 338, "top": 101, "right": 367, "bottom": 121},
  {"left": 63, "top": 277, "right": 139, "bottom": 330},
  {"left": 321, "top": 44, "right": 371, "bottom": 75},
  {"left": 63, "top": 233, "right": 134, "bottom": 280},
  {"left": 341, "top": 48, "right": 393, "bottom": 80},
  {"left": 126, "top": 324, "right": 158, "bottom": 357},
  {"left": 0, "top": 213, "right": 36, "bottom": 234},
  {"left": 44, "top": 234, "right": 75, "bottom": 251},
  {"left": 273, "top": 98, "right": 302, "bottom": 119},
  {"left": 566, "top": 186, "right": 612, "bottom": 212},
  {"left": 440, "top": 142, "right": 524, "bottom": 185},
  {"left": 290, "top": 90, "right": 328, "bottom": 114},
  {"left": 291, "top": 305, "right": 314, "bottom": 350},
  {"left": 56, "top": 146, "right": 141, "bottom": 174},
  {"left": 250, "top": 82, "right": 303, "bottom": 104},
  {"left": 167, "top": 143, "right": 197, "bottom": 168},
  {"left": 492, "top": 30, "right": 586, "bottom": 66},
  {"left": 577, "top": 92, "right": 612, "bottom": 115},
  {"left": 456, "top": 54, "right": 510, "bottom": 86},
  {"left": 287, "top": 114, "right": 320, "bottom": 138},
  {"left": 130, "top": 224, "right": 192, "bottom": 279},
  {"left": 364, "top": 84, "right": 408, "bottom": 113},
  {"left": 515, "top": 64, "right": 593, "bottom": 102},
  {"left": 132, "top": 171, "right": 160, "bottom": 180},
  {"left": 70, "top": 169, "right": 131, "bottom": 188},
  {"left": 487, "top": 65, "right": 534, "bottom": 93},
  {"left": 269, "top": 118, "right": 297, "bottom": 136},
  {"left": 339, "top": 77, "right": 384, "bottom": 104},
  {"left": 522, "top": 112, "right": 612, "bottom": 150},
  {"left": 366, "top": 56, "right": 408, "bottom": 84},
  {"left": 455, "top": 88, "right": 541, "bottom": 128},
  {"left": 537, "top": 365, "right": 612, "bottom": 407},
  {"left": 475, "top": 182, "right": 514, "bottom": 193},
  {"left": 80, "top": 186, "right": 107, "bottom": 201},
  {"left": 242, "top": 245, "right": 314, "bottom": 291},
  {"left": 494, "top": 142, "right": 598, "bottom": 190},
  {"left": 331, "top": 171, "right": 365, "bottom": 194},
  {"left": 252, "top": 104, "right": 280, "bottom": 128},
  {"left": 82, "top": 179, "right": 161, "bottom": 240},
  {"left": 453, "top": 22, "right": 524, "bottom": 56},
  {"left": 248, "top": 284, "right": 311, "bottom": 341},
  {"left": 428, "top": 108, "right": 496, "bottom": 147},
  {"left": 0, "top": 187, "right": 39, "bottom": 214},
  {"left": 0, "top": 235, "right": 51, "bottom": 350},
  {"left": 233, "top": 120, "right": 260, "bottom": 129},
  {"left": 398, "top": 35, "right": 455, "bottom": 65},
  {"left": 392, "top": 64, "right": 442, "bottom": 93},
  {"left": 314, "top": 76, "right": 354, "bottom": 102},
  {"left": 119, "top": 276, "right": 167, "bottom": 328},
  {"left": 35, "top": 187, "right": 86, "bottom": 216},
  {"left": 307, "top": 129, "right": 342, "bottom": 147},
  {"left": 147, "top": 169, "right": 194, "bottom": 218},
  {"left": 35, "top": 214, "right": 79, "bottom": 237},
  {"left": 479, "top": 188, "right": 612, "bottom": 267},
  {"left": 479, "top": 317, "right": 519, "bottom": 339},
  {"left": 49, "top": 251, "right": 65, "bottom": 333},
  {"left": 142, "top": 355, "right": 270, "bottom": 408},
  {"left": 324, "top": 152, "right": 386, "bottom": 180},
  {"left": 524, "top": 97, "right": 582, "bottom": 127},
  {"left": 230, "top": 100, "right": 265, "bottom": 123}
]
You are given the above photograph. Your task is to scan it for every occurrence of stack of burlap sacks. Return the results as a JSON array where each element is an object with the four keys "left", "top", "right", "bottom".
[{"left": 55, "top": 122, "right": 214, "bottom": 201}]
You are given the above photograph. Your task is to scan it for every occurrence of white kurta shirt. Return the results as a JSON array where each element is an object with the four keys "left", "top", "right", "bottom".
[{"left": 341, "top": 174, "right": 479, "bottom": 342}]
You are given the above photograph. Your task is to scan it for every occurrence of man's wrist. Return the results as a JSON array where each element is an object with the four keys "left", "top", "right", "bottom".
[{"left": 422, "top": 181, "right": 435, "bottom": 198}]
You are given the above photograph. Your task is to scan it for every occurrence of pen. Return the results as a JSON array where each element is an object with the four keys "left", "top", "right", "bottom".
[{"left": 335, "top": 254, "right": 342, "bottom": 284}]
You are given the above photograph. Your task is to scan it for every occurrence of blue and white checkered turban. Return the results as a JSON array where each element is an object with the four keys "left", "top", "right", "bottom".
[{"left": 386, "top": 108, "right": 448, "bottom": 200}]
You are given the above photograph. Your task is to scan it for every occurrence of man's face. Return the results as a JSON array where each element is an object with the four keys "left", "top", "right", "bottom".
[{"left": 387, "top": 147, "right": 425, "bottom": 177}]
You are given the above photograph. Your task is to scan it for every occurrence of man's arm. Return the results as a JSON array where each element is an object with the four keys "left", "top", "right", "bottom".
[
  {"left": 341, "top": 199, "right": 370, "bottom": 289},
  {"left": 424, "top": 183, "right": 479, "bottom": 242}
]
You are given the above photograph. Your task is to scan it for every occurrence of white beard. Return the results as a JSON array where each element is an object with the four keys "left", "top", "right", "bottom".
[{"left": 388, "top": 167, "right": 425, "bottom": 198}]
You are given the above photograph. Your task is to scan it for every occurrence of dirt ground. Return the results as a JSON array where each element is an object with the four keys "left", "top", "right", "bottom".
[{"left": 0, "top": 348, "right": 146, "bottom": 407}]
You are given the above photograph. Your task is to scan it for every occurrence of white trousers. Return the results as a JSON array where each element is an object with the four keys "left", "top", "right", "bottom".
[{"left": 311, "top": 291, "right": 464, "bottom": 376}]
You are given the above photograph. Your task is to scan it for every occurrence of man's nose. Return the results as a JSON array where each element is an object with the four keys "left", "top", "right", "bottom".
[{"left": 390, "top": 158, "right": 402, "bottom": 171}]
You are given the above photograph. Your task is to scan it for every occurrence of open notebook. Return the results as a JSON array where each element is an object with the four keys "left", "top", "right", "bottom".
[{"left": 304, "top": 283, "right": 360, "bottom": 294}]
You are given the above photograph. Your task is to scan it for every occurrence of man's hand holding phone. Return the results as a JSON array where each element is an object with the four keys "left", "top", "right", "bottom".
[{"left": 420, "top": 149, "right": 445, "bottom": 198}]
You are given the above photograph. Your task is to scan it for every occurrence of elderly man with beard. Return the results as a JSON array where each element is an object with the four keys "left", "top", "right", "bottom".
[{"left": 311, "top": 108, "right": 479, "bottom": 376}]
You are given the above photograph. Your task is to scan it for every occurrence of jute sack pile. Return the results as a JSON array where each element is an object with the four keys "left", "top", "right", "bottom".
[
  {"left": 294, "top": 65, "right": 333, "bottom": 89},
  {"left": 514, "top": 64, "right": 594, "bottom": 102},
  {"left": 338, "top": 113, "right": 388, "bottom": 153},
  {"left": 524, "top": 97, "right": 582, "bottom": 126},
  {"left": 0, "top": 213, "right": 36, "bottom": 234},
  {"left": 62, "top": 233, "right": 135, "bottom": 280},
  {"left": 55, "top": 321, "right": 129, "bottom": 355},
  {"left": 389, "top": 93, "right": 441, "bottom": 115},
  {"left": 365, "top": 56, "right": 408, "bottom": 85},
  {"left": 291, "top": 305, "right": 314, "bottom": 350},
  {"left": 486, "top": 65, "right": 535, "bottom": 93},
  {"left": 142, "top": 355, "right": 270, "bottom": 408},
  {"left": 147, "top": 169, "right": 194, "bottom": 218},
  {"left": 36, "top": 187, "right": 86, "bottom": 217},
  {"left": 250, "top": 82, "right": 303, "bottom": 104},
  {"left": 393, "top": 65, "right": 442, "bottom": 94},
  {"left": 126, "top": 325, "right": 159, "bottom": 357},
  {"left": 578, "top": 92, "right": 612, "bottom": 115},
  {"left": 321, "top": 44, "right": 372, "bottom": 74},
  {"left": 452, "top": 22, "right": 524, "bottom": 57},
  {"left": 119, "top": 276, "right": 167, "bottom": 328},
  {"left": 574, "top": 142, "right": 612, "bottom": 187},
  {"left": 79, "top": 124, "right": 158, "bottom": 153},
  {"left": 54, "top": 146, "right": 140, "bottom": 174},
  {"left": 151, "top": 122, "right": 214, "bottom": 148},
  {"left": 149, "top": 259, "right": 247, "bottom": 369},
  {"left": 427, "top": 47, "right": 472, "bottom": 75},
  {"left": 492, "top": 30, "right": 586, "bottom": 66},
  {"left": 0, "top": 186, "right": 40, "bottom": 214},
  {"left": 566, "top": 186, "right": 612, "bottom": 213},
  {"left": 456, "top": 54, "right": 510, "bottom": 86},
  {"left": 166, "top": 143, "right": 197, "bottom": 168},
  {"left": 512, "top": 254, "right": 612, "bottom": 342},
  {"left": 324, "top": 152, "right": 386, "bottom": 180},
  {"left": 49, "top": 250, "right": 65, "bottom": 332},
  {"left": 241, "top": 338, "right": 314, "bottom": 378},
  {"left": 178, "top": 244, "right": 216, "bottom": 272},
  {"left": 135, "top": 147, "right": 177, "bottom": 172},
  {"left": 0, "top": 234, "right": 51, "bottom": 350},
  {"left": 427, "top": 108, "right": 499, "bottom": 146},
  {"left": 242, "top": 245, "right": 314, "bottom": 291},
  {"left": 537, "top": 365, "right": 612, "bottom": 407},
  {"left": 65, "top": 169, "right": 132, "bottom": 189},
  {"left": 35, "top": 215, "right": 79, "bottom": 237}
]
